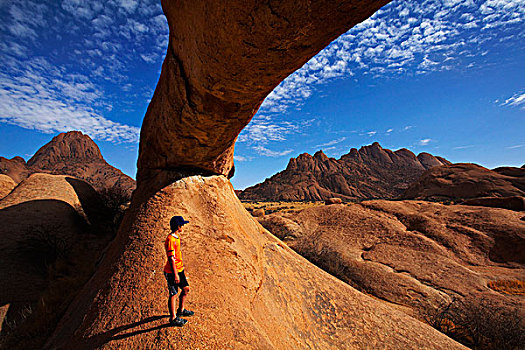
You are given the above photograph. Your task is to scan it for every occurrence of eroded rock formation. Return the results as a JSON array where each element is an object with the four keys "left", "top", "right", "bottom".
[
  {"left": 240, "top": 142, "right": 450, "bottom": 201},
  {"left": 0, "top": 174, "right": 16, "bottom": 199},
  {"left": 41, "top": 1, "right": 472, "bottom": 349},
  {"left": 136, "top": 0, "right": 390, "bottom": 194},
  {"left": 0, "top": 174, "right": 113, "bottom": 349},
  {"left": 259, "top": 200, "right": 525, "bottom": 322}
]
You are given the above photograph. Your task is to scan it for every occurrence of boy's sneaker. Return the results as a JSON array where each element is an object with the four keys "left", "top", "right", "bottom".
[
  {"left": 170, "top": 317, "right": 188, "bottom": 327},
  {"left": 176, "top": 309, "right": 194, "bottom": 317}
]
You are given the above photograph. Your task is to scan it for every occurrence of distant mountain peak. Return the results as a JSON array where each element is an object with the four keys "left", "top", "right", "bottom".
[{"left": 28, "top": 131, "right": 103, "bottom": 168}]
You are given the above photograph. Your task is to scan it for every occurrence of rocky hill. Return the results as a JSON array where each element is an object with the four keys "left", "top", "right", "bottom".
[
  {"left": 258, "top": 200, "right": 525, "bottom": 348},
  {"left": 402, "top": 163, "right": 525, "bottom": 201},
  {"left": 0, "top": 131, "right": 135, "bottom": 198},
  {"left": 240, "top": 142, "right": 450, "bottom": 201}
]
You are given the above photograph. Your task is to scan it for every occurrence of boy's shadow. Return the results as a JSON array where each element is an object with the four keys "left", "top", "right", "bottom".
[{"left": 86, "top": 315, "right": 173, "bottom": 347}]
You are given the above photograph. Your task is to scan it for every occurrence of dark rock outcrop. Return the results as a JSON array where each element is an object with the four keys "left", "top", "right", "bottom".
[
  {"left": 240, "top": 142, "right": 450, "bottom": 201},
  {"left": 461, "top": 196, "right": 525, "bottom": 211},
  {"left": 402, "top": 163, "right": 525, "bottom": 201}
]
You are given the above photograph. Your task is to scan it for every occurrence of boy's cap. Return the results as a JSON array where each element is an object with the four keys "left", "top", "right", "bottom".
[{"left": 171, "top": 216, "right": 189, "bottom": 228}]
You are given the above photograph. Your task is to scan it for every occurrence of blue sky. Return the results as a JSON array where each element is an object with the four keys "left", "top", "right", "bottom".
[{"left": 0, "top": 0, "right": 524, "bottom": 190}]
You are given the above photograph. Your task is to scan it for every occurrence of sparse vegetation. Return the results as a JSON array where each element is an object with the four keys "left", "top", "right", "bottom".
[
  {"left": 422, "top": 298, "right": 525, "bottom": 350},
  {"left": 99, "top": 185, "right": 131, "bottom": 230},
  {"left": 487, "top": 280, "right": 525, "bottom": 295},
  {"left": 242, "top": 201, "right": 325, "bottom": 215},
  {"left": 16, "top": 225, "right": 71, "bottom": 276}
]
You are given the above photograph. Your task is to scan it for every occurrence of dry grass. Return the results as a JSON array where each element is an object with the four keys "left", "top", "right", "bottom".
[
  {"left": 488, "top": 280, "right": 525, "bottom": 295},
  {"left": 242, "top": 201, "right": 325, "bottom": 215}
]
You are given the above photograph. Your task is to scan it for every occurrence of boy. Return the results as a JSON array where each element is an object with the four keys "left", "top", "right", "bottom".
[{"left": 164, "top": 215, "right": 194, "bottom": 326}]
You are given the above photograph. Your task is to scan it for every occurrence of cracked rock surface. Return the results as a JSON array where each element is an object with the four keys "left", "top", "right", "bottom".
[{"left": 262, "top": 200, "right": 525, "bottom": 319}]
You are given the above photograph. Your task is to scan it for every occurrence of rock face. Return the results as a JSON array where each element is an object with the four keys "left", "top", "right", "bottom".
[
  {"left": 240, "top": 143, "right": 450, "bottom": 201},
  {"left": 461, "top": 196, "right": 525, "bottom": 211},
  {"left": 0, "top": 173, "right": 113, "bottom": 349},
  {"left": 402, "top": 163, "right": 525, "bottom": 201},
  {"left": 136, "top": 0, "right": 390, "bottom": 191},
  {"left": 260, "top": 200, "right": 525, "bottom": 325},
  {"left": 0, "top": 156, "right": 31, "bottom": 183},
  {"left": 46, "top": 176, "right": 465, "bottom": 350},
  {"left": 0, "top": 131, "right": 136, "bottom": 198},
  {"left": 0, "top": 174, "right": 16, "bottom": 199}
]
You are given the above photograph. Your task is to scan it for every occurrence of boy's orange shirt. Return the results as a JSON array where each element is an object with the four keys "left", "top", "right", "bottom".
[{"left": 164, "top": 233, "right": 184, "bottom": 273}]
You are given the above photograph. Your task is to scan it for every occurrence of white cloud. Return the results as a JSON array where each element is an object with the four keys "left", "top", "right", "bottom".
[
  {"left": 0, "top": 59, "right": 139, "bottom": 143},
  {"left": 500, "top": 91, "right": 525, "bottom": 109},
  {"left": 386, "top": 128, "right": 393, "bottom": 133},
  {"left": 453, "top": 145, "right": 474, "bottom": 150},
  {"left": 315, "top": 137, "right": 346, "bottom": 147},
  {"left": 506, "top": 144, "right": 523, "bottom": 149},
  {"left": 238, "top": 115, "right": 313, "bottom": 145},
  {"left": 367, "top": 131, "right": 377, "bottom": 137},
  {"left": 419, "top": 138, "right": 432, "bottom": 145},
  {"left": 252, "top": 146, "right": 294, "bottom": 157},
  {"left": 233, "top": 155, "right": 253, "bottom": 162}
]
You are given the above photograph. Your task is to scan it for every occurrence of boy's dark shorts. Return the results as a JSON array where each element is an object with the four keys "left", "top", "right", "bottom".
[{"left": 164, "top": 270, "right": 189, "bottom": 296}]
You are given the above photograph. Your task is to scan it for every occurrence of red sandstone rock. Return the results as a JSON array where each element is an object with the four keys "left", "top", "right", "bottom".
[
  {"left": 461, "top": 196, "right": 525, "bottom": 211},
  {"left": 261, "top": 200, "right": 525, "bottom": 326},
  {"left": 46, "top": 176, "right": 465, "bottom": 349},
  {"left": 325, "top": 197, "right": 343, "bottom": 205}
]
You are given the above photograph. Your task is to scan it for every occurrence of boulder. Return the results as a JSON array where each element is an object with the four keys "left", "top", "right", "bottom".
[
  {"left": 0, "top": 174, "right": 16, "bottom": 199},
  {"left": 251, "top": 208, "right": 265, "bottom": 217},
  {"left": 402, "top": 163, "right": 525, "bottom": 201},
  {"left": 258, "top": 214, "right": 303, "bottom": 240},
  {"left": 277, "top": 200, "right": 525, "bottom": 327},
  {"left": 325, "top": 197, "right": 343, "bottom": 205}
]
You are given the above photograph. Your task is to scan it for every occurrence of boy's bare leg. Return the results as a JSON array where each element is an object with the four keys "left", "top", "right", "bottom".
[
  {"left": 168, "top": 294, "right": 177, "bottom": 321},
  {"left": 177, "top": 286, "right": 189, "bottom": 314}
]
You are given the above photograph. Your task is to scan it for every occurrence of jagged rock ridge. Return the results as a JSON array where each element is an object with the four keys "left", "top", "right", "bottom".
[
  {"left": 240, "top": 142, "right": 450, "bottom": 201},
  {"left": 0, "top": 131, "right": 135, "bottom": 198}
]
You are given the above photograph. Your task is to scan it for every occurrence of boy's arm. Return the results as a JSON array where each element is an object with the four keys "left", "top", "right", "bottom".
[{"left": 169, "top": 256, "right": 180, "bottom": 283}]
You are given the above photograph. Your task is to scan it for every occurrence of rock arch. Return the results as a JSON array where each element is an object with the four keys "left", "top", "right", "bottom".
[{"left": 136, "top": 0, "right": 389, "bottom": 196}]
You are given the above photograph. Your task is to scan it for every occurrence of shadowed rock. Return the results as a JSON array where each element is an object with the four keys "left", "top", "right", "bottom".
[{"left": 402, "top": 163, "right": 525, "bottom": 201}]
